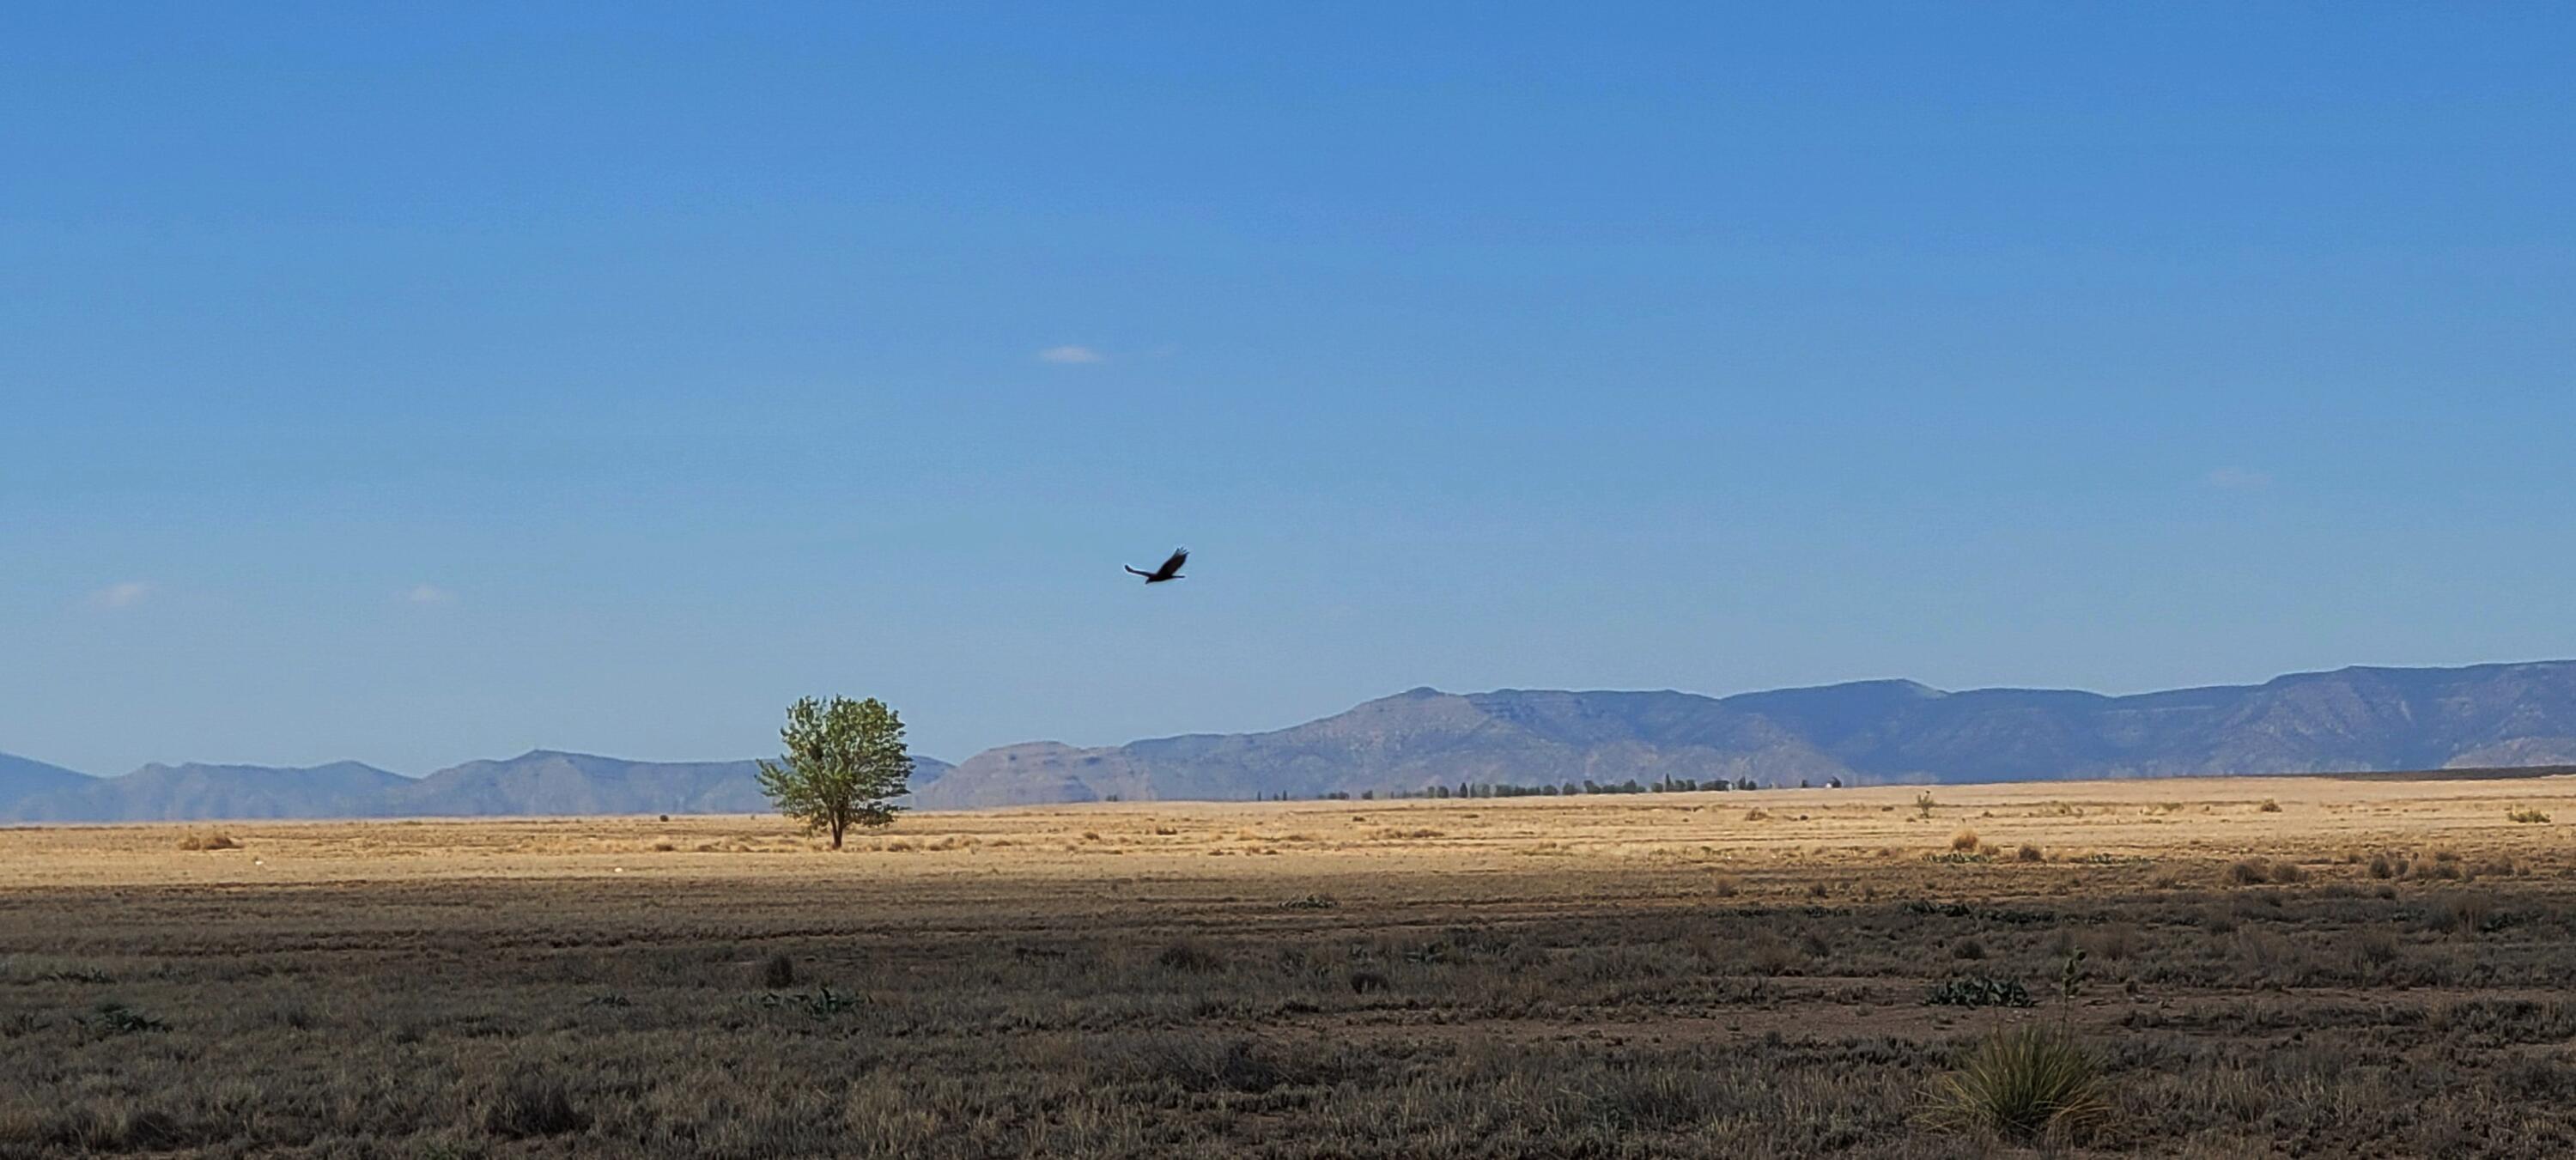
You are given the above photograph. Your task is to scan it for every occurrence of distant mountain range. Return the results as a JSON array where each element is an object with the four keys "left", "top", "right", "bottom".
[
  {"left": 0, "top": 750, "right": 954, "bottom": 823},
  {"left": 12, "top": 661, "right": 2576, "bottom": 821},
  {"left": 911, "top": 660, "right": 2576, "bottom": 808}
]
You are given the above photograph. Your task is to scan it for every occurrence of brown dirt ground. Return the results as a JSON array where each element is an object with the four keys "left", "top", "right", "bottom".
[{"left": 4, "top": 774, "right": 2575, "bottom": 1157}]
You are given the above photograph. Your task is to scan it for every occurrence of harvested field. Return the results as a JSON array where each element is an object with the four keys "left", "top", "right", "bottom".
[{"left": 6, "top": 774, "right": 2576, "bottom": 1157}]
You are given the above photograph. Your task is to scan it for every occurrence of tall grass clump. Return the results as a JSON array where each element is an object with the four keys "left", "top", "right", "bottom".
[
  {"left": 1924, "top": 1025, "right": 2110, "bottom": 1144},
  {"left": 480, "top": 1072, "right": 589, "bottom": 1139}
]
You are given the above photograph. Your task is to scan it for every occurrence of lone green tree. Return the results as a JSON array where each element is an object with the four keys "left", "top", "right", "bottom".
[{"left": 756, "top": 695, "right": 913, "bottom": 848}]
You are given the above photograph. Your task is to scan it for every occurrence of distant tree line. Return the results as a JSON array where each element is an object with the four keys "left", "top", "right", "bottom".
[{"left": 1269, "top": 775, "right": 1841, "bottom": 802}]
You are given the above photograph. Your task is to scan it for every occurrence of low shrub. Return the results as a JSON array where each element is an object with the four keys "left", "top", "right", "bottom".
[
  {"left": 1156, "top": 941, "right": 1224, "bottom": 974},
  {"left": 2427, "top": 893, "right": 2498, "bottom": 937},
  {"left": 1923, "top": 975, "right": 2033, "bottom": 1008},
  {"left": 82, "top": 1001, "right": 167, "bottom": 1035}
]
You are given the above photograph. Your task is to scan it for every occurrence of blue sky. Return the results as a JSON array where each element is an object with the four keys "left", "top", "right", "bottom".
[{"left": 5, "top": 4, "right": 2572, "bottom": 775}]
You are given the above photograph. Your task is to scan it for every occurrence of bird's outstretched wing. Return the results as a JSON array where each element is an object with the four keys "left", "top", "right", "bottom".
[
  {"left": 1157, "top": 548, "right": 1189, "bottom": 577},
  {"left": 1124, "top": 565, "right": 1152, "bottom": 578}
]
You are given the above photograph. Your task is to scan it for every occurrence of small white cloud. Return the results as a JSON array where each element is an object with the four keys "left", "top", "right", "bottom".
[
  {"left": 2204, "top": 466, "right": 2273, "bottom": 490},
  {"left": 1037, "top": 344, "right": 1105, "bottom": 365},
  {"left": 87, "top": 581, "right": 150, "bottom": 610},
  {"left": 403, "top": 584, "right": 455, "bottom": 605}
]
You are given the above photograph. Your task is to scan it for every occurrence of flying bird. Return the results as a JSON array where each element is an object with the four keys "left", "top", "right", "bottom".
[{"left": 1125, "top": 547, "right": 1188, "bottom": 584}]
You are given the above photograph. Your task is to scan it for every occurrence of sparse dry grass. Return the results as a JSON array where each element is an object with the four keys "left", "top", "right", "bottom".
[{"left": 3, "top": 773, "right": 2576, "bottom": 1156}]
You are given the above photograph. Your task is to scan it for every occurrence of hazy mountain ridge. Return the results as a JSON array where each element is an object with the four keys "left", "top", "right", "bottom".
[
  {"left": 914, "top": 660, "right": 2576, "bottom": 808},
  {"left": 0, "top": 751, "right": 112, "bottom": 812},
  {"left": 4, "top": 761, "right": 414, "bottom": 823},
  {"left": 13, "top": 660, "right": 2576, "bottom": 819},
  {"left": 0, "top": 750, "right": 953, "bottom": 823}
]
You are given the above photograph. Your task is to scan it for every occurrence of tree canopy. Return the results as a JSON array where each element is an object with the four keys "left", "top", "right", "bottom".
[{"left": 756, "top": 695, "right": 912, "bottom": 848}]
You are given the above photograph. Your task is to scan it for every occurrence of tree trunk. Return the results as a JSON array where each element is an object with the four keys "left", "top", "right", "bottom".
[{"left": 829, "top": 816, "right": 846, "bottom": 849}]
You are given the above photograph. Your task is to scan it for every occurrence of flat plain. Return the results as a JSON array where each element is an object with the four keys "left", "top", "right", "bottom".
[{"left": 6, "top": 774, "right": 2576, "bottom": 1157}]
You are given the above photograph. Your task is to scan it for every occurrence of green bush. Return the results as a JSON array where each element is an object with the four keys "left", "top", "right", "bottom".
[
  {"left": 756, "top": 985, "right": 860, "bottom": 1019},
  {"left": 1923, "top": 975, "right": 2032, "bottom": 1008},
  {"left": 82, "top": 1001, "right": 167, "bottom": 1035}
]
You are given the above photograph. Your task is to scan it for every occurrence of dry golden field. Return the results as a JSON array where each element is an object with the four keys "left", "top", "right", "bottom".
[{"left": 7, "top": 774, "right": 2576, "bottom": 1157}]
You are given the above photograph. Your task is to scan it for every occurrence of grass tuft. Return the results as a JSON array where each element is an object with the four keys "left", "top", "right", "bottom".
[{"left": 1924, "top": 1025, "right": 2110, "bottom": 1144}]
